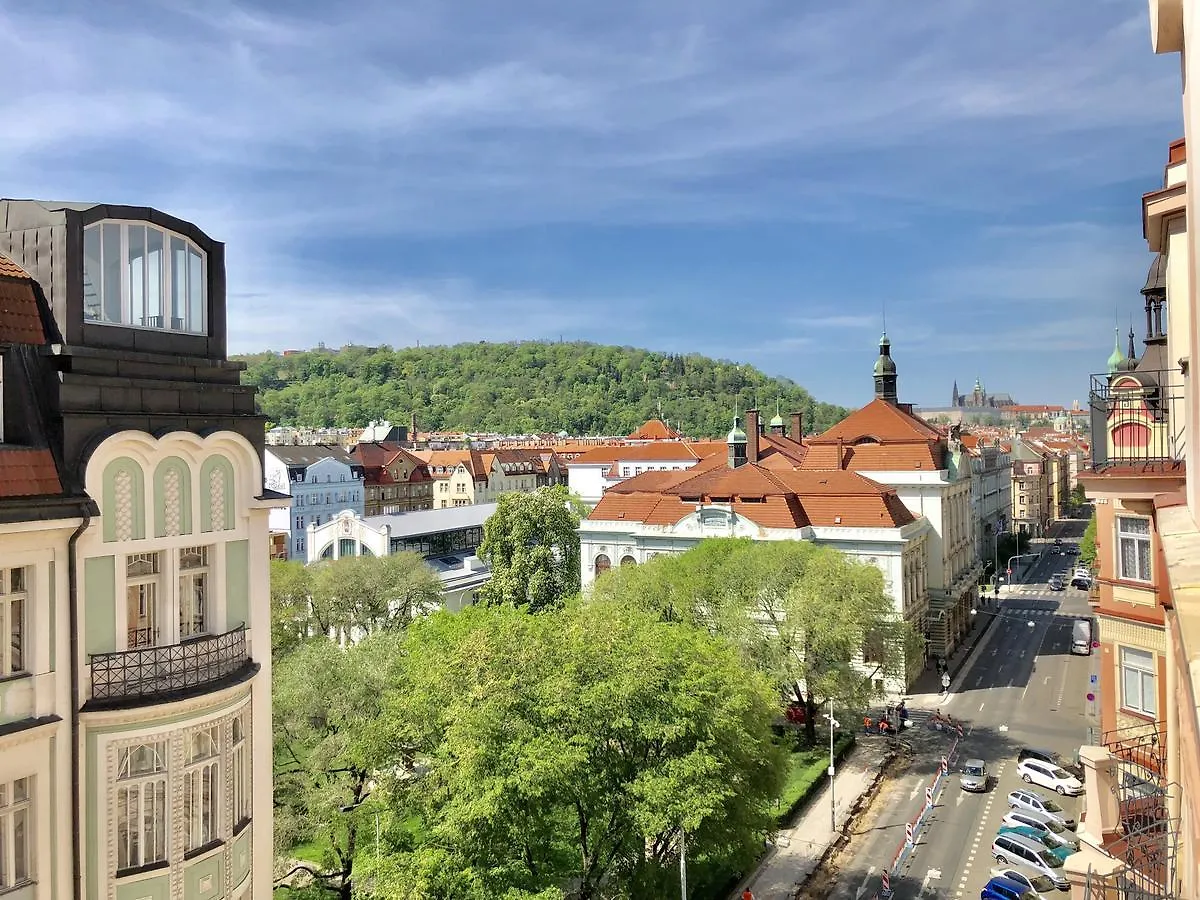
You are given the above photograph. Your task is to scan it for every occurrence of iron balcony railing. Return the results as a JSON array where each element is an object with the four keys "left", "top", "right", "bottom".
[
  {"left": 90, "top": 623, "right": 250, "bottom": 704},
  {"left": 1089, "top": 369, "right": 1185, "bottom": 469}
]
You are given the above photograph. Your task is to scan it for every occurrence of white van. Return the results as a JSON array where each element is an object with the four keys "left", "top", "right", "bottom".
[
  {"left": 1071, "top": 619, "right": 1092, "bottom": 655},
  {"left": 991, "top": 832, "right": 1069, "bottom": 890}
]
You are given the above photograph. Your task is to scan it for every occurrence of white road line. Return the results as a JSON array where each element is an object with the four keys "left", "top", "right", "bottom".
[
  {"left": 909, "top": 782, "right": 921, "bottom": 801},
  {"left": 1043, "top": 676, "right": 1050, "bottom": 685},
  {"left": 979, "top": 702, "right": 985, "bottom": 711},
  {"left": 853, "top": 866, "right": 877, "bottom": 900}
]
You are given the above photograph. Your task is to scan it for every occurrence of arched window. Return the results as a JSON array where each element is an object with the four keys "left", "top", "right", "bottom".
[
  {"left": 620, "top": 555, "right": 637, "bottom": 566},
  {"left": 320, "top": 544, "right": 334, "bottom": 560},
  {"left": 199, "top": 456, "right": 235, "bottom": 532},
  {"left": 1111, "top": 422, "right": 1151, "bottom": 452},
  {"left": 594, "top": 554, "right": 611, "bottom": 577},
  {"left": 339, "top": 538, "right": 357, "bottom": 558}
]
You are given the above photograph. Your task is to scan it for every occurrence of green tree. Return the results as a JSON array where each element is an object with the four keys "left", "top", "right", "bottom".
[
  {"left": 273, "top": 633, "right": 406, "bottom": 899},
  {"left": 1080, "top": 512, "right": 1097, "bottom": 567},
  {"left": 592, "top": 539, "right": 921, "bottom": 744},
  {"left": 271, "top": 559, "right": 314, "bottom": 659},
  {"left": 1070, "top": 483, "right": 1088, "bottom": 508},
  {"left": 477, "top": 486, "right": 585, "bottom": 611},
  {"left": 368, "top": 601, "right": 786, "bottom": 900}
]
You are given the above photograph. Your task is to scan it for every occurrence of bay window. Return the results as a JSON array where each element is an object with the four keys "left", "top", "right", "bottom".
[
  {"left": 116, "top": 743, "right": 167, "bottom": 871},
  {"left": 0, "top": 777, "right": 32, "bottom": 889},
  {"left": 1, "top": 567, "right": 26, "bottom": 676},
  {"left": 183, "top": 727, "right": 220, "bottom": 852},
  {"left": 83, "top": 221, "right": 206, "bottom": 334}
]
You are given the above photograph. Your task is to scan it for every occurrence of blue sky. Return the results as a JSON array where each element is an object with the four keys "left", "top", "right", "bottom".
[{"left": 0, "top": 1, "right": 1185, "bottom": 408}]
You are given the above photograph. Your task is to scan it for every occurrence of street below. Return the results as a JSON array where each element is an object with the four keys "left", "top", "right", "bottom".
[{"left": 818, "top": 519, "right": 1094, "bottom": 900}]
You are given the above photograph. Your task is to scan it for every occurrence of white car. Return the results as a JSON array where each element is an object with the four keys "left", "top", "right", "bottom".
[
  {"left": 989, "top": 866, "right": 1055, "bottom": 900},
  {"left": 1018, "top": 759, "right": 1084, "bottom": 796},
  {"left": 1007, "top": 789, "right": 1076, "bottom": 830}
]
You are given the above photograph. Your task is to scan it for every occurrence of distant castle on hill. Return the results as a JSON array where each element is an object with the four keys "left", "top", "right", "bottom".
[{"left": 951, "top": 378, "right": 1015, "bottom": 409}]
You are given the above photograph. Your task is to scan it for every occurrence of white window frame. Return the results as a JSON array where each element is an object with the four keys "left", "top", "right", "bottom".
[
  {"left": 126, "top": 552, "right": 162, "bottom": 649},
  {"left": 183, "top": 726, "right": 220, "bottom": 852},
  {"left": 0, "top": 776, "right": 33, "bottom": 890},
  {"left": 83, "top": 220, "right": 207, "bottom": 335},
  {"left": 1117, "top": 516, "right": 1153, "bottom": 583},
  {"left": 231, "top": 714, "right": 251, "bottom": 832},
  {"left": 0, "top": 566, "right": 27, "bottom": 676},
  {"left": 178, "top": 546, "right": 210, "bottom": 639},
  {"left": 1121, "top": 646, "right": 1157, "bottom": 716},
  {"left": 116, "top": 743, "right": 168, "bottom": 871}
]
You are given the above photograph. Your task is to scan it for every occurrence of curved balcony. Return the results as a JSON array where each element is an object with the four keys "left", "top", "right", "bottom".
[{"left": 89, "top": 623, "right": 253, "bottom": 707}]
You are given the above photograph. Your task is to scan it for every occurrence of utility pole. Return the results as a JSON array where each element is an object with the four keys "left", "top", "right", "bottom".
[{"left": 826, "top": 698, "right": 839, "bottom": 834}]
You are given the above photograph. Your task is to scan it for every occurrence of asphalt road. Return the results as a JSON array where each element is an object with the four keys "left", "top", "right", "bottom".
[{"left": 827, "top": 519, "right": 1094, "bottom": 900}]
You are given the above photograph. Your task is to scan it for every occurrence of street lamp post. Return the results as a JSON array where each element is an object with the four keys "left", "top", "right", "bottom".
[{"left": 823, "top": 699, "right": 840, "bottom": 834}]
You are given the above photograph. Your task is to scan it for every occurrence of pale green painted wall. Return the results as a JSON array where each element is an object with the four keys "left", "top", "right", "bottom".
[
  {"left": 153, "top": 457, "right": 194, "bottom": 537},
  {"left": 48, "top": 561, "right": 56, "bottom": 671},
  {"left": 229, "top": 828, "right": 252, "bottom": 892},
  {"left": 224, "top": 541, "right": 250, "bottom": 629},
  {"left": 102, "top": 458, "right": 146, "bottom": 542},
  {"left": 199, "top": 457, "right": 235, "bottom": 533},
  {"left": 114, "top": 872, "right": 170, "bottom": 900},
  {"left": 83, "top": 556, "right": 116, "bottom": 656},
  {"left": 183, "top": 851, "right": 224, "bottom": 900}
]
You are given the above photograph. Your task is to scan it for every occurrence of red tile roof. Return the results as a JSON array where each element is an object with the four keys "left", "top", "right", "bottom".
[
  {"left": 0, "top": 254, "right": 48, "bottom": 345},
  {"left": 627, "top": 418, "right": 683, "bottom": 440},
  {"left": 591, "top": 463, "right": 915, "bottom": 530},
  {"left": 801, "top": 399, "right": 944, "bottom": 471},
  {"left": 0, "top": 448, "right": 62, "bottom": 498},
  {"left": 571, "top": 442, "right": 721, "bottom": 464}
]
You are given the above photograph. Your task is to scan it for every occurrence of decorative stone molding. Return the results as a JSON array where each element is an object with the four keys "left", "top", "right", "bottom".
[
  {"left": 114, "top": 469, "right": 134, "bottom": 542},
  {"left": 210, "top": 467, "right": 227, "bottom": 532},
  {"left": 163, "top": 467, "right": 182, "bottom": 536}
]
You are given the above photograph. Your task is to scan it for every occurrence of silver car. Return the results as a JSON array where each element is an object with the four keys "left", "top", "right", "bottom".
[
  {"left": 960, "top": 758, "right": 989, "bottom": 792},
  {"left": 1001, "top": 808, "right": 1081, "bottom": 850},
  {"left": 1007, "top": 789, "right": 1076, "bottom": 830}
]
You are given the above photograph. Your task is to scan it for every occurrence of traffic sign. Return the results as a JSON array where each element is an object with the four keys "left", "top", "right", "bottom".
[
  {"left": 1090, "top": 674, "right": 1098, "bottom": 685},
  {"left": 1087, "top": 693, "right": 1095, "bottom": 702}
]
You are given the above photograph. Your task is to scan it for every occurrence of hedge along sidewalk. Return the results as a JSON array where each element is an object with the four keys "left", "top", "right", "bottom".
[{"left": 734, "top": 736, "right": 892, "bottom": 900}]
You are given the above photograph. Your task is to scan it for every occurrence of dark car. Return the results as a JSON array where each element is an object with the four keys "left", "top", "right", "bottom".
[{"left": 1018, "top": 748, "right": 1084, "bottom": 782}]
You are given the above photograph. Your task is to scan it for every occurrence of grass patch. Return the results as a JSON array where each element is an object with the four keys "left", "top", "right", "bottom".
[{"left": 777, "top": 732, "right": 856, "bottom": 826}]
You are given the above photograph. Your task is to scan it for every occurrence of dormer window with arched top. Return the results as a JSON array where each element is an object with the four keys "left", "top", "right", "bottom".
[{"left": 83, "top": 221, "right": 207, "bottom": 334}]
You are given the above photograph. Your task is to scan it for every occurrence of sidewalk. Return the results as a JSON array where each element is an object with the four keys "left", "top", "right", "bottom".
[
  {"left": 905, "top": 609, "right": 997, "bottom": 707},
  {"left": 736, "top": 739, "right": 892, "bottom": 900}
]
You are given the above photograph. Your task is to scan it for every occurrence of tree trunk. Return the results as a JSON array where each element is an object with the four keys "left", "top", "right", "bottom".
[{"left": 803, "top": 691, "right": 818, "bottom": 745}]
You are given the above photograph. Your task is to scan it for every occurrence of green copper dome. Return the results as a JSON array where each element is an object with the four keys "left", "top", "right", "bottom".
[
  {"left": 727, "top": 419, "right": 747, "bottom": 443},
  {"left": 874, "top": 332, "right": 896, "bottom": 375},
  {"left": 1106, "top": 327, "right": 1126, "bottom": 374}
]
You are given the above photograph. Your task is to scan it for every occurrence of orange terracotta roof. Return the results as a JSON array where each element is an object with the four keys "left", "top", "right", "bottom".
[
  {"left": 0, "top": 448, "right": 62, "bottom": 498},
  {"left": 591, "top": 463, "right": 915, "bottom": 529},
  {"left": 627, "top": 418, "right": 683, "bottom": 440},
  {"left": 350, "top": 441, "right": 404, "bottom": 468},
  {"left": 0, "top": 254, "right": 48, "bottom": 345},
  {"left": 571, "top": 442, "right": 718, "bottom": 465},
  {"left": 800, "top": 442, "right": 941, "bottom": 471},
  {"left": 813, "top": 399, "right": 942, "bottom": 443}
]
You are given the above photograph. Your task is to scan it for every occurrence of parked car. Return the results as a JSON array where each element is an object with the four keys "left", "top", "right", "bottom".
[
  {"left": 981, "top": 876, "right": 1039, "bottom": 900},
  {"left": 1008, "top": 789, "right": 1077, "bottom": 830},
  {"left": 1001, "top": 808, "right": 1081, "bottom": 849},
  {"left": 1018, "top": 748, "right": 1084, "bottom": 782},
  {"left": 1054, "top": 537, "right": 1063, "bottom": 546},
  {"left": 1018, "top": 759, "right": 1084, "bottom": 796},
  {"left": 1070, "top": 574, "right": 1092, "bottom": 590},
  {"left": 997, "top": 825, "right": 1074, "bottom": 861},
  {"left": 961, "top": 758, "right": 989, "bottom": 792},
  {"left": 989, "top": 865, "right": 1056, "bottom": 900},
  {"left": 991, "top": 833, "right": 1069, "bottom": 890},
  {"left": 1071, "top": 619, "right": 1093, "bottom": 655}
]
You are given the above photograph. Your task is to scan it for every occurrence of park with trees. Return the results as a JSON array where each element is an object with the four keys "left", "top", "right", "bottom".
[{"left": 271, "top": 487, "right": 914, "bottom": 899}]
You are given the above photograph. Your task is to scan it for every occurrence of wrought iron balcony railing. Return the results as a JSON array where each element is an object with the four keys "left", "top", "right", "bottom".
[
  {"left": 90, "top": 623, "right": 251, "bottom": 704},
  {"left": 1089, "top": 369, "right": 1185, "bottom": 469}
]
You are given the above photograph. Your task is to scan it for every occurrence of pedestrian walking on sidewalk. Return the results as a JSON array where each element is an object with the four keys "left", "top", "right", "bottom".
[{"left": 742, "top": 889, "right": 756, "bottom": 900}]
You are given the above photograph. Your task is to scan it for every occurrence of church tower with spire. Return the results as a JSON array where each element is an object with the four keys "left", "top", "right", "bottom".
[{"left": 873, "top": 332, "right": 899, "bottom": 404}]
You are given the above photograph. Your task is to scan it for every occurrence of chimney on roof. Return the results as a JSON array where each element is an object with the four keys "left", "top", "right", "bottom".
[
  {"left": 837, "top": 436, "right": 845, "bottom": 470},
  {"left": 745, "top": 409, "right": 760, "bottom": 464},
  {"left": 790, "top": 412, "right": 803, "bottom": 442}
]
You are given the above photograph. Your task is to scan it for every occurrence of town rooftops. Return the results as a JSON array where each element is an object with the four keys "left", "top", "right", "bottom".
[
  {"left": 588, "top": 464, "right": 915, "bottom": 530},
  {"left": 268, "top": 444, "right": 358, "bottom": 468},
  {"left": 626, "top": 418, "right": 684, "bottom": 441},
  {"left": 570, "top": 441, "right": 725, "bottom": 465},
  {"left": 362, "top": 502, "right": 498, "bottom": 539},
  {"left": 800, "top": 399, "right": 945, "bottom": 472}
]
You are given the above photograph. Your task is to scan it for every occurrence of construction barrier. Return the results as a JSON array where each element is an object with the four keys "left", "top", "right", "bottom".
[{"left": 904, "top": 822, "right": 914, "bottom": 846}]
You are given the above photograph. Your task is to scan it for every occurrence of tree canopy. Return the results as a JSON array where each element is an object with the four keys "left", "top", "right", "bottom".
[
  {"left": 477, "top": 485, "right": 584, "bottom": 612},
  {"left": 364, "top": 600, "right": 786, "bottom": 900},
  {"left": 235, "top": 341, "right": 849, "bottom": 437},
  {"left": 590, "top": 538, "right": 921, "bottom": 742},
  {"left": 1080, "top": 512, "right": 1097, "bottom": 567}
]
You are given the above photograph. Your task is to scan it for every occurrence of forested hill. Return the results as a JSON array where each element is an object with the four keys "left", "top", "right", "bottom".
[{"left": 235, "top": 342, "right": 850, "bottom": 438}]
